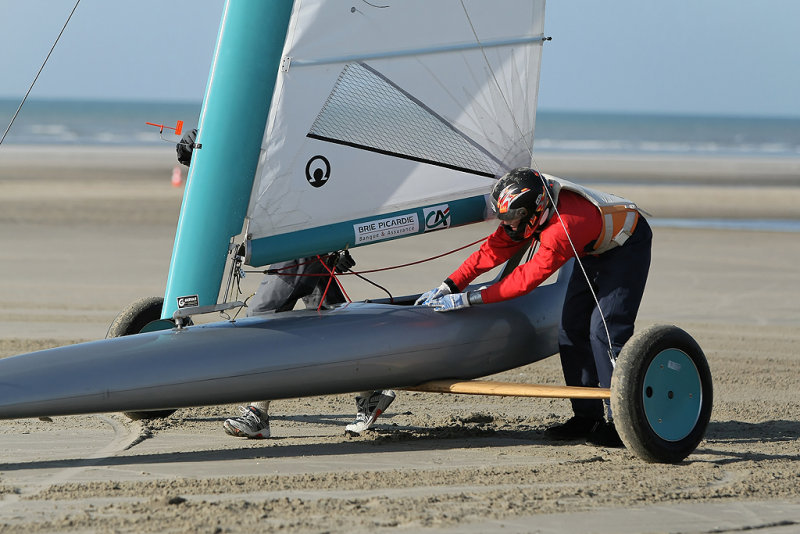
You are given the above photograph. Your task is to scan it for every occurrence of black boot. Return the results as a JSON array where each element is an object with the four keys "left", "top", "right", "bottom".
[
  {"left": 544, "top": 415, "right": 603, "bottom": 440},
  {"left": 586, "top": 421, "right": 624, "bottom": 448}
]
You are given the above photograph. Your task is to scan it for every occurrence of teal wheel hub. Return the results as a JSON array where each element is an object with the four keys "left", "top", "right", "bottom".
[
  {"left": 642, "top": 348, "right": 703, "bottom": 441},
  {"left": 141, "top": 319, "right": 175, "bottom": 334}
]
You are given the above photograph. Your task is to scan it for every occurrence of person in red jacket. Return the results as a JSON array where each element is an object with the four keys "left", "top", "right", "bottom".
[{"left": 418, "top": 167, "right": 652, "bottom": 447}]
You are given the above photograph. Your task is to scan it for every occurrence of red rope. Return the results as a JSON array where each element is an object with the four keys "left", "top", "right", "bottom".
[
  {"left": 259, "top": 235, "right": 489, "bottom": 277},
  {"left": 245, "top": 235, "right": 490, "bottom": 309},
  {"left": 315, "top": 254, "right": 352, "bottom": 310},
  {"left": 266, "top": 256, "right": 328, "bottom": 274}
]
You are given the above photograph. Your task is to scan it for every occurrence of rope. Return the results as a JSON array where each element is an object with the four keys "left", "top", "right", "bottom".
[
  {"left": 540, "top": 189, "right": 616, "bottom": 368},
  {"left": 459, "top": 1, "right": 616, "bottom": 365},
  {"left": 314, "top": 254, "right": 352, "bottom": 310},
  {"left": 240, "top": 235, "right": 488, "bottom": 306},
  {"left": 246, "top": 236, "right": 487, "bottom": 278},
  {"left": 350, "top": 271, "right": 394, "bottom": 302},
  {"left": 0, "top": 0, "right": 81, "bottom": 147}
]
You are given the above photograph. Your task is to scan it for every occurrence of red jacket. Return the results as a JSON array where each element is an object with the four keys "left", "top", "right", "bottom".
[{"left": 447, "top": 190, "right": 603, "bottom": 304}]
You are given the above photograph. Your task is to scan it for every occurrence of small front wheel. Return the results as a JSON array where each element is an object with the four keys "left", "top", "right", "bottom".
[
  {"left": 107, "top": 296, "right": 177, "bottom": 421},
  {"left": 611, "top": 324, "right": 713, "bottom": 463}
]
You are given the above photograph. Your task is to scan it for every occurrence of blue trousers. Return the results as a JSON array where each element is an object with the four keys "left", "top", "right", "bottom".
[{"left": 557, "top": 217, "right": 652, "bottom": 420}]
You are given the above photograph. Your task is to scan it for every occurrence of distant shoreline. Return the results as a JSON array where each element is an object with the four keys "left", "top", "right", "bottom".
[
  {"left": 0, "top": 144, "right": 177, "bottom": 169},
  {"left": 2, "top": 144, "right": 798, "bottom": 184},
  {"left": 2, "top": 145, "right": 798, "bottom": 224},
  {"left": 3, "top": 97, "right": 798, "bottom": 121},
  {"left": 536, "top": 151, "right": 800, "bottom": 185}
]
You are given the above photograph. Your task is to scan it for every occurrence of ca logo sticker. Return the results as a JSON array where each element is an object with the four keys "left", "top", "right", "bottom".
[{"left": 423, "top": 204, "right": 451, "bottom": 231}]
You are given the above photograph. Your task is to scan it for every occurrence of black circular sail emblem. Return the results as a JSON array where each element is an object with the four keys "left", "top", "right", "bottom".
[{"left": 305, "top": 155, "right": 331, "bottom": 188}]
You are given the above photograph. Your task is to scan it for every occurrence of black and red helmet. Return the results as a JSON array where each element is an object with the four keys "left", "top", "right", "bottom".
[{"left": 491, "top": 168, "right": 551, "bottom": 240}]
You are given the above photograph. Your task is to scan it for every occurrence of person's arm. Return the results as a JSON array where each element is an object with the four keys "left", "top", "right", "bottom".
[
  {"left": 431, "top": 228, "right": 568, "bottom": 312},
  {"left": 446, "top": 225, "right": 528, "bottom": 291},
  {"left": 480, "top": 197, "right": 603, "bottom": 304},
  {"left": 479, "top": 239, "right": 570, "bottom": 303},
  {"left": 416, "top": 225, "right": 526, "bottom": 306}
]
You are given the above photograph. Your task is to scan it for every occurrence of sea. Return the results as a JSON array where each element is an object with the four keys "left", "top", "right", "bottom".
[
  {"left": 2, "top": 98, "right": 799, "bottom": 232},
  {"left": 0, "top": 99, "right": 199, "bottom": 147},
  {"left": 3, "top": 99, "right": 800, "bottom": 158},
  {"left": 3, "top": 98, "right": 800, "bottom": 157}
]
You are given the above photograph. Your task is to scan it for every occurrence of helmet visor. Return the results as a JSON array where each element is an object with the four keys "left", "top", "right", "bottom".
[{"left": 495, "top": 206, "right": 529, "bottom": 221}]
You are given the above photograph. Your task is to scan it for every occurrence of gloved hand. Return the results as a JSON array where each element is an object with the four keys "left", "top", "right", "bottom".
[
  {"left": 430, "top": 292, "right": 470, "bottom": 312},
  {"left": 176, "top": 128, "right": 198, "bottom": 166},
  {"left": 415, "top": 282, "right": 451, "bottom": 306},
  {"left": 334, "top": 250, "right": 356, "bottom": 273}
]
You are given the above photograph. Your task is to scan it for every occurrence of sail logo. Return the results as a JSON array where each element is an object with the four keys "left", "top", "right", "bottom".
[
  {"left": 353, "top": 214, "right": 419, "bottom": 244},
  {"left": 305, "top": 155, "right": 331, "bottom": 188},
  {"left": 423, "top": 204, "right": 451, "bottom": 232}
]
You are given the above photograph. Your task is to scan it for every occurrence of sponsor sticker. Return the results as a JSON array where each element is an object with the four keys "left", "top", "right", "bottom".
[
  {"left": 177, "top": 295, "right": 199, "bottom": 309},
  {"left": 423, "top": 204, "right": 451, "bottom": 232},
  {"left": 354, "top": 213, "right": 419, "bottom": 244}
]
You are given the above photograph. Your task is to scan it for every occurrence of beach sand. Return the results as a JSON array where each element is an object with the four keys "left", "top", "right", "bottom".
[{"left": 0, "top": 146, "right": 798, "bottom": 532}]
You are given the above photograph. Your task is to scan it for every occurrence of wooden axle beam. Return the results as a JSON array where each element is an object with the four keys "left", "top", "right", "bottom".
[{"left": 402, "top": 379, "right": 611, "bottom": 400}]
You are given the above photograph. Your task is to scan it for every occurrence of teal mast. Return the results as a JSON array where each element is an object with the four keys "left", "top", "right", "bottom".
[{"left": 161, "top": 1, "right": 293, "bottom": 319}]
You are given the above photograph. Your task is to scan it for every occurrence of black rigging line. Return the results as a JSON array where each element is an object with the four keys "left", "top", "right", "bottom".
[
  {"left": 459, "top": 0, "right": 616, "bottom": 362},
  {"left": 0, "top": 0, "right": 82, "bottom": 147}
]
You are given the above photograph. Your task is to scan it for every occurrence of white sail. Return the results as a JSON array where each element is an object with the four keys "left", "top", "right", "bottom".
[{"left": 245, "top": 0, "right": 547, "bottom": 266}]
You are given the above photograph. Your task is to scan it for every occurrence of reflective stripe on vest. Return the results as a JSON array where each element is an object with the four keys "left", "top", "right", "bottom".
[
  {"left": 595, "top": 204, "right": 639, "bottom": 254},
  {"left": 543, "top": 174, "right": 640, "bottom": 255}
]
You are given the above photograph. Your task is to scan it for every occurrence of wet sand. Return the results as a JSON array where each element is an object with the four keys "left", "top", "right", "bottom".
[{"left": 0, "top": 146, "right": 798, "bottom": 532}]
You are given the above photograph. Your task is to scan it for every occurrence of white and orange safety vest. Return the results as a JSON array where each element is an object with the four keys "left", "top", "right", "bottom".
[{"left": 543, "top": 174, "right": 640, "bottom": 255}]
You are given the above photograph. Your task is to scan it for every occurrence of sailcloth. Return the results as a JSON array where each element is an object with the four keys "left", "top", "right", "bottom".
[{"left": 245, "top": 0, "right": 547, "bottom": 267}]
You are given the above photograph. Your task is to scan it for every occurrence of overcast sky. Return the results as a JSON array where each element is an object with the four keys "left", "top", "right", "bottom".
[{"left": 1, "top": 1, "right": 798, "bottom": 117}]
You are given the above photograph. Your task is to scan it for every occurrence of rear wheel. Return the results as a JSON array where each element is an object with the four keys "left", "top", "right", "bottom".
[
  {"left": 611, "top": 324, "right": 713, "bottom": 463},
  {"left": 107, "top": 296, "right": 177, "bottom": 420}
]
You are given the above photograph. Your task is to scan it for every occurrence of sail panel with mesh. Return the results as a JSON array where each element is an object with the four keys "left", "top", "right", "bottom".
[{"left": 308, "top": 62, "right": 501, "bottom": 178}]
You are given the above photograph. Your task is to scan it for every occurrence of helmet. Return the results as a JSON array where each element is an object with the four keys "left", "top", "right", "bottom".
[{"left": 491, "top": 168, "right": 550, "bottom": 240}]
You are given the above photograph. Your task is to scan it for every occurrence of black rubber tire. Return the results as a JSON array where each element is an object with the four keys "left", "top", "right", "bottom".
[
  {"left": 611, "top": 324, "right": 713, "bottom": 463},
  {"left": 106, "top": 296, "right": 177, "bottom": 421}
]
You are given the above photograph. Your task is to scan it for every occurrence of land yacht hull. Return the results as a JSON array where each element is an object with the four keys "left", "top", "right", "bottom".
[{"left": 0, "top": 270, "right": 569, "bottom": 420}]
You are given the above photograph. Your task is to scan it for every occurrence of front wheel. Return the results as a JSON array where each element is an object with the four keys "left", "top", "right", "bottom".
[
  {"left": 611, "top": 325, "right": 713, "bottom": 463},
  {"left": 107, "top": 296, "right": 177, "bottom": 421}
]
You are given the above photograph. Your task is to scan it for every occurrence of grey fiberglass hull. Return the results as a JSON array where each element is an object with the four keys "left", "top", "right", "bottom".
[{"left": 0, "top": 268, "right": 570, "bottom": 420}]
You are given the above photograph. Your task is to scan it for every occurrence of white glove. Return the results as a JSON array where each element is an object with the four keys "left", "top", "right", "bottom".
[
  {"left": 414, "top": 282, "right": 451, "bottom": 306},
  {"left": 430, "top": 292, "right": 470, "bottom": 312}
]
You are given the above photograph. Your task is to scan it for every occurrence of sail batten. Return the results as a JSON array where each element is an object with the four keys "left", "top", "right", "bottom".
[{"left": 288, "top": 35, "right": 550, "bottom": 68}]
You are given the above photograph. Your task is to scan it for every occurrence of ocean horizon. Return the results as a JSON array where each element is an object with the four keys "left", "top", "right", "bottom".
[{"left": 2, "top": 98, "right": 800, "bottom": 160}]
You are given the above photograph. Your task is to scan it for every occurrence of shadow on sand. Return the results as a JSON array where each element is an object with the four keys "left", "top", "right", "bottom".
[{"left": 1, "top": 418, "right": 797, "bottom": 472}]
